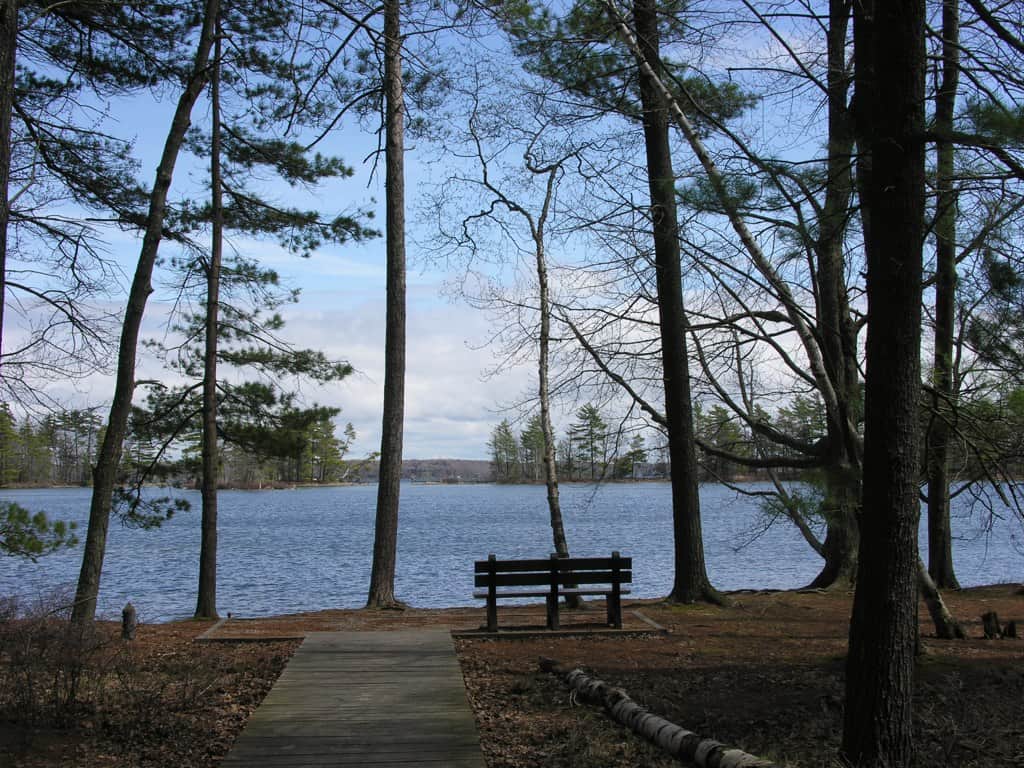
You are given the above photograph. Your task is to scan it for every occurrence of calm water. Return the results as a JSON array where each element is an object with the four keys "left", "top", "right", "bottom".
[{"left": 1, "top": 483, "right": 1020, "bottom": 621}]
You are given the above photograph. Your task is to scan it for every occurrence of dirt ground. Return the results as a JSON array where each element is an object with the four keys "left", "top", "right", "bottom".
[{"left": 2, "top": 585, "right": 1022, "bottom": 767}]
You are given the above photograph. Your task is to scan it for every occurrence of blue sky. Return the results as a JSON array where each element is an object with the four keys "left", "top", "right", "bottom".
[
  {"left": 39, "top": 89, "right": 534, "bottom": 461},
  {"left": 13, "top": 9, "right": 791, "bottom": 461}
]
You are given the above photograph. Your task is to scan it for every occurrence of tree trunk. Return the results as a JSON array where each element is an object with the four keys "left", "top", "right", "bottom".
[
  {"left": 808, "top": 511, "right": 858, "bottom": 589},
  {"left": 0, "top": 0, "right": 14, "bottom": 377},
  {"left": 632, "top": 0, "right": 719, "bottom": 605},
  {"left": 927, "top": 0, "right": 961, "bottom": 591},
  {"left": 195, "top": 20, "right": 223, "bottom": 621},
  {"left": 807, "top": 464, "right": 860, "bottom": 589},
  {"left": 607, "top": 0, "right": 842, "bottom": 600},
  {"left": 917, "top": 559, "right": 964, "bottom": 639},
  {"left": 534, "top": 167, "right": 579, "bottom": 608},
  {"left": 842, "top": 2, "right": 926, "bottom": 766},
  {"left": 367, "top": 0, "right": 405, "bottom": 609},
  {"left": 71, "top": 0, "right": 221, "bottom": 625},
  {"left": 809, "top": 0, "right": 863, "bottom": 591}
]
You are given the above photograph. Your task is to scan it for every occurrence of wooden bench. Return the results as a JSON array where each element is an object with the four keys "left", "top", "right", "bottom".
[{"left": 473, "top": 552, "right": 632, "bottom": 631}]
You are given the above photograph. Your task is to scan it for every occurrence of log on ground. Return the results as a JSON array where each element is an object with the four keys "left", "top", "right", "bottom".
[{"left": 539, "top": 657, "right": 778, "bottom": 768}]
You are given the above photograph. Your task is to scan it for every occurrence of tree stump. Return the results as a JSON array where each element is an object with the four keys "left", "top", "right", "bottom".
[
  {"left": 122, "top": 602, "right": 137, "bottom": 641},
  {"left": 982, "top": 611, "right": 1002, "bottom": 639}
]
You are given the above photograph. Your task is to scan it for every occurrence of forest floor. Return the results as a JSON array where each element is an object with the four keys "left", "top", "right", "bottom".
[{"left": 1, "top": 584, "right": 1022, "bottom": 767}]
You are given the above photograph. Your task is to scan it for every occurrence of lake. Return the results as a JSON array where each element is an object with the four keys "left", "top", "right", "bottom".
[{"left": 1, "top": 482, "right": 1020, "bottom": 622}]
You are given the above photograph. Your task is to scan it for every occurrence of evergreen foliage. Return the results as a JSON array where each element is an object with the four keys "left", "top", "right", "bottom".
[
  {"left": 0, "top": 501, "right": 77, "bottom": 561},
  {"left": 498, "top": 0, "right": 754, "bottom": 129}
]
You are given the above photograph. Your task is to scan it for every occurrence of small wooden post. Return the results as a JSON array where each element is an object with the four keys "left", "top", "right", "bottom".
[
  {"left": 122, "top": 601, "right": 137, "bottom": 641},
  {"left": 486, "top": 554, "right": 498, "bottom": 632},
  {"left": 983, "top": 611, "right": 1003, "bottom": 639},
  {"left": 609, "top": 551, "right": 623, "bottom": 629},
  {"left": 547, "top": 553, "right": 560, "bottom": 630}
]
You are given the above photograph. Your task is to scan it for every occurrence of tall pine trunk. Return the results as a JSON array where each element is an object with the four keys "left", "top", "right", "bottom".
[
  {"left": 842, "top": 1, "right": 926, "bottom": 765},
  {"left": 72, "top": 0, "right": 220, "bottom": 624},
  {"left": 0, "top": 0, "right": 14, "bottom": 376},
  {"left": 367, "top": 0, "right": 405, "bottom": 609},
  {"left": 927, "top": 0, "right": 961, "bottom": 591},
  {"left": 632, "top": 0, "right": 719, "bottom": 605},
  {"left": 196, "top": 20, "right": 223, "bottom": 620}
]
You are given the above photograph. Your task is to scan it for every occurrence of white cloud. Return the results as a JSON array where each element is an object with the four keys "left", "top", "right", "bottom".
[{"left": 278, "top": 293, "right": 534, "bottom": 459}]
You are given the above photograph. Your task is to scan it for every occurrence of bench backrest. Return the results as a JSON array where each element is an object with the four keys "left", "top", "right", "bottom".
[{"left": 474, "top": 553, "right": 632, "bottom": 589}]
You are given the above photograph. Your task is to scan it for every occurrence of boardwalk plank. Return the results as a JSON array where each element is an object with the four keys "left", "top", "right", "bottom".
[{"left": 221, "top": 630, "right": 485, "bottom": 768}]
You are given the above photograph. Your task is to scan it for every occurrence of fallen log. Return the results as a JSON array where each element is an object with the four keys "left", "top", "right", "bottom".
[{"left": 539, "top": 657, "right": 778, "bottom": 768}]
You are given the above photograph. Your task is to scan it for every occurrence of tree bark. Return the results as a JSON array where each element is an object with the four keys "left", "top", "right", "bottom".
[
  {"left": 927, "top": 0, "right": 961, "bottom": 591},
  {"left": 0, "top": 0, "right": 15, "bottom": 378},
  {"left": 842, "top": 1, "right": 926, "bottom": 765},
  {"left": 71, "top": 0, "right": 221, "bottom": 624},
  {"left": 196, "top": 19, "right": 223, "bottom": 620},
  {"left": 808, "top": 503, "right": 858, "bottom": 589},
  {"left": 806, "top": 464, "right": 859, "bottom": 590},
  {"left": 533, "top": 167, "right": 580, "bottom": 608},
  {"left": 632, "top": 0, "right": 719, "bottom": 605},
  {"left": 808, "top": 0, "right": 862, "bottom": 590},
  {"left": 367, "top": 0, "right": 405, "bottom": 609},
  {"left": 917, "top": 559, "right": 963, "bottom": 639}
]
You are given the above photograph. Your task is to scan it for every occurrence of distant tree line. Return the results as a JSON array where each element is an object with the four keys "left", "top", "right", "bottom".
[
  {"left": 490, "top": 392, "right": 1024, "bottom": 485},
  {"left": 489, "top": 404, "right": 649, "bottom": 483},
  {"left": 0, "top": 403, "right": 364, "bottom": 489},
  {"left": 0, "top": 405, "right": 103, "bottom": 487}
]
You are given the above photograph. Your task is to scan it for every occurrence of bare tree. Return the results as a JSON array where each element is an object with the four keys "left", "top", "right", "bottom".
[
  {"left": 1, "top": 3, "right": 185, "bottom": 406},
  {"left": 427, "top": 76, "right": 582, "bottom": 599}
]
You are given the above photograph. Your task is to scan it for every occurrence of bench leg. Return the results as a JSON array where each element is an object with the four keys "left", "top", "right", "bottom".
[
  {"left": 609, "top": 594, "right": 622, "bottom": 629},
  {"left": 487, "top": 596, "right": 497, "bottom": 632},
  {"left": 546, "top": 595, "right": 559, "bottom": 630}
]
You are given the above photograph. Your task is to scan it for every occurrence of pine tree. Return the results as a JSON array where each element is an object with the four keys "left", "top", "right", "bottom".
[
  {"left": 488, "top": 420, "right": 520, "bottom": 482},
  {"left": 569, "top": 404, "right": 609, "bottom": 481},
  {"left": 0, "top": 401, "right": 17, "bottom": 485},
  {"left": 520, "top": 415, "right": 546, "bottom": 482},
  {"left": 842, "top": 0, "right": 927, "bottom": 763},
  {"left": 615, "top": 432, "right": 647, "bottom": 479},
  {"left": 72, "top": 0, "right": 222, "bottom": 625}
]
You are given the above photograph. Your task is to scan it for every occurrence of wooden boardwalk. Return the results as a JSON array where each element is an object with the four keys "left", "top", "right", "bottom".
[{"left": 221, "top": 630, "right": 486, "bottom": 767}]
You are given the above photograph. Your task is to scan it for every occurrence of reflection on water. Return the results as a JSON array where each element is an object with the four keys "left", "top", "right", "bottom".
[{"left": 1, "top": 482, "right": 1020, "bottom": 621}]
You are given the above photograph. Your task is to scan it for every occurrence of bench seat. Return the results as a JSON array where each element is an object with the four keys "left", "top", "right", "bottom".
[
  {"left": 474, "top": 552, "right": 632, "bottom": 631},
  {"left": 471, "top": 588, "right": 633, "bottom": 600}
]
